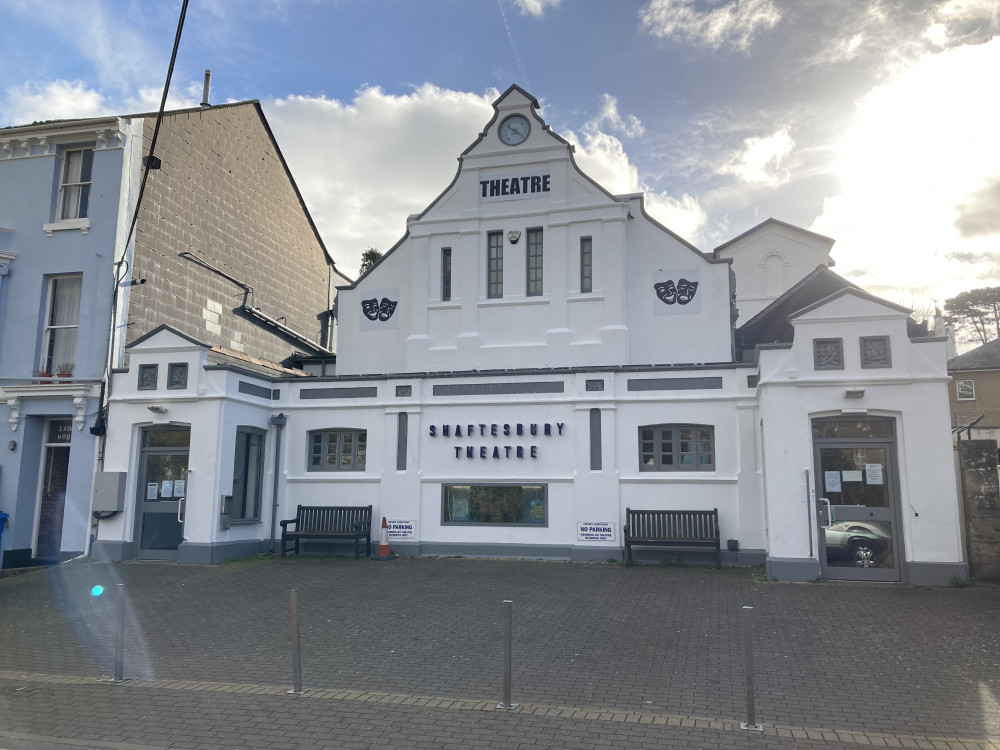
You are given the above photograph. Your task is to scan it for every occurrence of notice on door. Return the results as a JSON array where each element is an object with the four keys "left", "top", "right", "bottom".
[
  {"left": 824, "top": 471, "right": 842, "bottom": 493},
  {"left": 146, "top": 483, "right": 159, "bottom": 500},
  {"left": 161, "top": 480, "right": 174, "bottom": 498},
  {"left": 866, "top": 464, "right": 884, "bottom": 485},
  {"left": 842, "top": 470, "right": 863, "bottom": 483}
]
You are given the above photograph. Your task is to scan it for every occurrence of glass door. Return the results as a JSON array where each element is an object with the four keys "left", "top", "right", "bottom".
[
  {"left": 136, "top": 428, "right": 190, "bottom": 561},
  {"left": 814, "top": 429, "right": 901, "bottom": 581},
  {"left": 34, "top": 419, "right": 72, "bottom": 562}
]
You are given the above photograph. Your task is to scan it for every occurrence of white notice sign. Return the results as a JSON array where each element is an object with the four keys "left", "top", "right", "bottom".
[
  {"left": 578, "top": 522, "right": 615, "bottom": 542},
  {"left": 824, "top": 471, "right": 842, "bottom": 493},
  {"left": 387, "top": 520, "right": 415, "bottom": 538},
  {"left": 161, "top": 480, "right": 174, "bottom": 498},
  {"left": 842, "top": 470, "right": 863, "bottom": 483},
  {"left": 146, "top": 483, "right": 159, "bottom": 500},
  {"left": 173, "top": 480, "right": 186, "bottom": 497},
  {"left": 866, "top": 464, "right": 884, "bottom": 485}
]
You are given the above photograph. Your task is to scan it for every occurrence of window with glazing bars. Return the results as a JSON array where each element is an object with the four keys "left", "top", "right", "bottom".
[
  {"left": 58, "top": 148, "right": 94, "bottom": 220},
  {"left": 639, "top": 425, "right": 715, "bottom": 471},
  {"left": 308, "top": 429, "right": 367, "bottom": 471},
  {"left": 580, "top": 236, "right": 593, "bottom": 293},
  {"left": 441, "top": 247, "right": 452, "bottom": 301},
  {"left": 487, "top": 231, "right": 503, "bottom": 298},
  {"left": 526, "top": 228, "right": 543, "bottom": 296}
]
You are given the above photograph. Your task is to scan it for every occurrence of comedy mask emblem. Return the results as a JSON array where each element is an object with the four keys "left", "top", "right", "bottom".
[
  {"left": 362, "top": 297, "right": 398, "bottom": 322},
  {"left": 654, "top": 278, "right": 698, "bottom": 305}
]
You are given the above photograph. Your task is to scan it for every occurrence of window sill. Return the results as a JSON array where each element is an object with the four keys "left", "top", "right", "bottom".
[
  {"left": 479, "top": 297, "right": 550, "bottom": 309},
  {"left": 43, "top": 218, "right": 90, "bottom": 237},
  {"left": 229, "top": 518, "right": 262, "bottom": 525}
]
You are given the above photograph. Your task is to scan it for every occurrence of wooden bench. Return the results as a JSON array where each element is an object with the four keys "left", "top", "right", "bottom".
[
  {"left": 279, "top": 505, "right": 373, "bottom": 559},
  {"left": 623, "top": 508, "right": 720, "bottom": 568}
]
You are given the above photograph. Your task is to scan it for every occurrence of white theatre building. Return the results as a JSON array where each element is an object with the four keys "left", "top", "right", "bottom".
[{"left": 91, "top": 86, "right": 968, "bottom": 584}]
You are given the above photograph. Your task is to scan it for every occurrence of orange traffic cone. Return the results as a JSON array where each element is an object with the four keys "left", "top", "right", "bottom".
[{"left": 374, "top": 516, "right": 397, "bottom": 560}]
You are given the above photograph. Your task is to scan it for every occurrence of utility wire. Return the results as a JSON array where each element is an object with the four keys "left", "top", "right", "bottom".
[{"left": 95, "top": 0, "right": 190, "bottom": 452}]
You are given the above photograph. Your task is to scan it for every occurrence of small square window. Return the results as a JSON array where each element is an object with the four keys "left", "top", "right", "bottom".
[
  {"left": 167, "top": 363, "right": 188, "bottom": 389},
  {"left": 138, "top": 364, "right": 158, "bottom": 390},
  {"left": 814, "top": 338, "right": 844, "bottom": 370},
  {"left": 860, "top": 336, "right": 891, "bottom": 368},
  {"left": 956, "top": 380, "right": 975, "bottom": 401}
]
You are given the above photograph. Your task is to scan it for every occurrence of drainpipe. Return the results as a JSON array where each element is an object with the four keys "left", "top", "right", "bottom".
[{"left": 269, "top": 413, "right": 286, "bottom": 552}]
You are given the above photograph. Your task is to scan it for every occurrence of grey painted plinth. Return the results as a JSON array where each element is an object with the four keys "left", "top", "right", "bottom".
[{"left": 766, "top": 556, "right": 821, "bottom": 582}]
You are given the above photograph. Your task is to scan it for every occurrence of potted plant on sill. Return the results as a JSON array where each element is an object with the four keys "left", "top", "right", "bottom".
[
  {"left": 55, "top": 363, "right": 74, "bottom": 381},
  {"left": 37, "top": 370, "right": 53, "bottom": 384}
]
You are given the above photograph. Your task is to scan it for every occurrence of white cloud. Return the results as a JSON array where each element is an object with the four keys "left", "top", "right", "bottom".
[
  {"left": 2, "top": 80, "right": 108, "bottom": 124},
  {"left": 639, "top": 0, "right": 781, "bottom": 52},
  {"left": 811, "top": 37, "right": 1000, "bottom": 304},
  {"left": 512, "top": 0, "right": 561, "bottom": 18},
  {"left": 566, "top": 100, "right": 706, "bottom": 243},
  {"left": 720, "top": 128, "right": 794, "bottom": 186},
  {"left": 265, "top": 85, "right": 496, "bottom": 278}
]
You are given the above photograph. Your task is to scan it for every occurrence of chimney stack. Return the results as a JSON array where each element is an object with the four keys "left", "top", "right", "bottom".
[{"left": 201, "top": 70, "right": 212, "bottom": 108}]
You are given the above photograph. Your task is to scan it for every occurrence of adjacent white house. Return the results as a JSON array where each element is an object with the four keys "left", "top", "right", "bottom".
[{"left": 92, "top": 86, "right": 968, "bottom": 584}]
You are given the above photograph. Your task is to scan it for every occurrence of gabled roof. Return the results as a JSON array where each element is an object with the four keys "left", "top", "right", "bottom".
[
  {"left": 948, "top": 337, "right": 1000, "bottom": 371},
  {"left": 712, "top": 218, "right": 835, "bottom": 256},
  {"left": 737, "top": 266, "right": 922, "bottom": 353},
  {"left": 127, "top": 324, "right": 209, "bottom": 350}
]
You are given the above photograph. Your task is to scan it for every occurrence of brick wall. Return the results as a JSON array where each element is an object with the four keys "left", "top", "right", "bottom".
[
  {"left": 948, "top": 368, "right": 1000, "bottom": 431},
  {"left": 126, "top": 102, "right": 331, "bottom": 364}
]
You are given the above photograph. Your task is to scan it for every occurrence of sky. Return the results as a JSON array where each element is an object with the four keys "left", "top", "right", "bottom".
[{"left": 1, "top": 0, "right": 998, "bottom": 323}]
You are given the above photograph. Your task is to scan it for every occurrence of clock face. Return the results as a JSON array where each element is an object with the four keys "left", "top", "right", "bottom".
[{"left": 499, "top": 114, "right": 530, "bottom": 146}]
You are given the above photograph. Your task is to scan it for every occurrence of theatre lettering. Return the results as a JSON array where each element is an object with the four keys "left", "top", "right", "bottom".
[{"left": 429, "top": 421, "right": 566, "bottom": 460}]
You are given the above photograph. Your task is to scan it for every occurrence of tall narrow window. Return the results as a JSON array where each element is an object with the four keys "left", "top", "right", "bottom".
[
  {"left": 526, "top": 228, "right": 543, "bottom": 296},
  {"left": 41, "top": 275, "right": 82, "bottom": 376},
  {"left": 488, "top": 231, "right": 503, "bottom": 299},
  {"left": 441, "top": 247, "right": 452, "bottom": 301},
  {"left": 58, "top": 148, "right": 94, "bottom": 221},
  {"left": 231, "top": 428, "right": 265, "bottom": 521},
  {"left": 580, "top": 236, "right": 593, "bottom": 293}
]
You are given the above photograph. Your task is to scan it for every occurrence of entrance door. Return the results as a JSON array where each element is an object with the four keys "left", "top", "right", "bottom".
[
  {"left": 136, "top": 427, "right": 190, "bottom": 561},
  {"left": 813, "top": 418, "right": 902, "bottom": 582},
  {"left": 34, "top": 419, "right": 72, "bottom": 562}
]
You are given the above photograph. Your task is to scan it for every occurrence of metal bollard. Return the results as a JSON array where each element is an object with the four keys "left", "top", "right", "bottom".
[
  {"left": 111, "top": 583, "right": 127, "bottom": 683},
  {"left": 496, "top": 599, "right": 517, "bottom": 710},
  {"left": 288, "top": 589, "right": 307, "bottom": 694},
  {"left": 740, "top": 606, "right": 763, "bottom": 731}
]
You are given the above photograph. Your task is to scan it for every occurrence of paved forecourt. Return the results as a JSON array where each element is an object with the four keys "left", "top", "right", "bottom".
[{"left": 1, "top": 556, "right": 998, "bottom": 749}]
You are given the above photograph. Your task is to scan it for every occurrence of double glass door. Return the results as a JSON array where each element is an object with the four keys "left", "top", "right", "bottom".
[
  {"left": 136, "top": 428, "right": 190, "bottom": 560},
  {"left": 813, "top": 419, "right": 901, "bottom": 582}
]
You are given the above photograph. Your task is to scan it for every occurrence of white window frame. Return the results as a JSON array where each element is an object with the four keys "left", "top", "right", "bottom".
[
  {"left": 956, "top": 379, "right": 976, "bottom": 401},
  {"left": 57, "top": 146, "right": 94, "bottom": 221},
  {"left": 40, "top": 274, "right": 82, "bottom": 377}
]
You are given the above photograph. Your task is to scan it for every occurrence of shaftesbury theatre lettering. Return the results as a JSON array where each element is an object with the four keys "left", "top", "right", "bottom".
[{"left": 428, "top": 421, "right": 565, "bottom": 459}]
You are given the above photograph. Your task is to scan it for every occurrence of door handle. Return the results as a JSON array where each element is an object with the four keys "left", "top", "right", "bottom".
[
  {"left": 819, "top": 497, "right": 833, "bottom": 528},
  {"left": 177, "top": 497, "right": 185, "bottom": 524}
]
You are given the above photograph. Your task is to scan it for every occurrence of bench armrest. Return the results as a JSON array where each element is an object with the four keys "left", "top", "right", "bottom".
[{"left": 279, "top": 518, "right": 296, "bottom": 532}]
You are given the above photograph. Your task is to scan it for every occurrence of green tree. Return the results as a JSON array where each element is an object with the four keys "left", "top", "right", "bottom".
[
  {"left": 359, "top": 246, "right": 383, "bottom": 275},
  {"left": 945, "top": 286, "right": 1000, "bottom": 345}
]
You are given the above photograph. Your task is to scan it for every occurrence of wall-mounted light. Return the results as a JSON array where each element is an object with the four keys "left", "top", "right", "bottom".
[
  {"left": 129, "top": 278, "right": 147, "bottom": 286},
  {"left": 147, "top": 404, "right": 168, "bottom": 414},
  {"left": 844, "top": 387, "right": 865, "bottom": 399},
  {"left": 8, "top": 440, "right": 16, "bottom": 452}
]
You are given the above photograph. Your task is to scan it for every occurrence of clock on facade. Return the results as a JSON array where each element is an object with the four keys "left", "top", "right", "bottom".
[{"left": 499, "top": 113, "right": 530, "bottom": 146}]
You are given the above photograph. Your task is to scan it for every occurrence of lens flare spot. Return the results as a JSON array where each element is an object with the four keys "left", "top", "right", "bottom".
[{"left": 91, "top": 585, "right": 104, "bottom": 597}]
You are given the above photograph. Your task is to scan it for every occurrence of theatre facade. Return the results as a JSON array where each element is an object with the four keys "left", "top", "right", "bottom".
[{"left": 92, "top": 86, "right": 968, "bottom": 584}]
